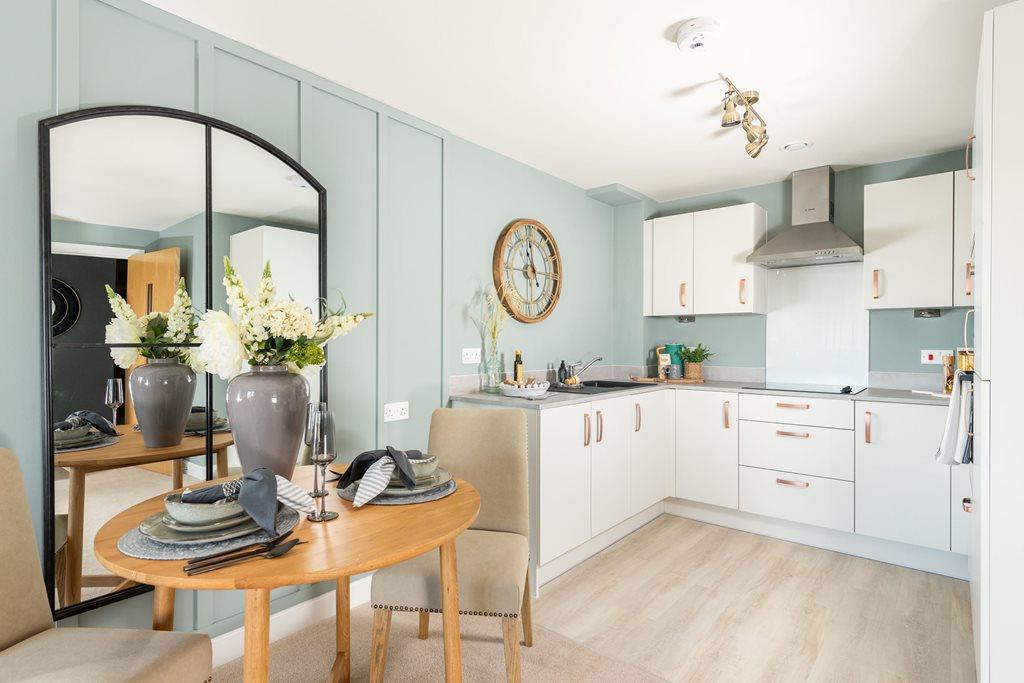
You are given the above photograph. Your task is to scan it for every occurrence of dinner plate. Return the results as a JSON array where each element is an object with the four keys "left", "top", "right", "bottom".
[
  {"left": 160, "top": 512, "right": 251, "bottom": 533},
  {"left": 54, "top": 425, "right": 92, "bottom": 443},
  {"left": 54, "top": 433, "right": 118, "bottom": 452},
  {"left": 139, "top": 511, "right": 262, "bottom": 545},
  {"left": 53, "top": 431, "right": 104, "bottom": 447},
  {"left": 379, "top": 468, "right": 453, "bottom": 497}
]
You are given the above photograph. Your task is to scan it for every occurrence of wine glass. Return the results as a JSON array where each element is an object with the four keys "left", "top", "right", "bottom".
[
  {"left": 308, "top": 408, "right": 338, "bottom": 522},
  {"left": 304, "top": 402, "right": 329, "bottom": 497},
  {"left": 104, "top": 378, "right": 123, "bottom": 429}
]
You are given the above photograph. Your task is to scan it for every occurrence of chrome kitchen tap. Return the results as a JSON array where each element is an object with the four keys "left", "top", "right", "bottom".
[{"left": 569, "top": 356, "right": 603, "bottom": 379}]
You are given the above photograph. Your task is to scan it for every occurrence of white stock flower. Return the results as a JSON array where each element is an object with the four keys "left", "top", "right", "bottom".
[
  {"left": 167, "top": 282, "right": 195, "bottom": 343},
  {"left": 105, "top": 317, "right": 142, "bottom": 369},
  {"left": 195, "top": 310, "right": 246, "bottom": 380}
]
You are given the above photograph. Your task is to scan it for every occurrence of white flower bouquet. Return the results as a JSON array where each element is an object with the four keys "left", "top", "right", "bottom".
[
  {"left": 104, "top": 278, "right": 198, "bottom": 369},
  {"left": 195, "top": 257, "right": 371, "bottom": 380}
]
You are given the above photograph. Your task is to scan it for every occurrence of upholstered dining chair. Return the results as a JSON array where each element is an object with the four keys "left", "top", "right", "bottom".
[
  {"left": 0, "top": 448, "right": 212, "bottom": 682},
  {"left": 369, "top": 407, "right": 532, "bottom": 682}
]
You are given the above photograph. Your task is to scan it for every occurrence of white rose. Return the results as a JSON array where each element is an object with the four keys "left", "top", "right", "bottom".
[
  {"left": 195, "top": 310, "right": 246, "bottom": 380},
  {"left": 105, "top": 317, "right": 142, "bottom": 369}
]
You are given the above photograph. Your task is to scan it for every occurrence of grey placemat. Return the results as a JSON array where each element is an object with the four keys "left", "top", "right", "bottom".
[
  {"left": 337, "top": 479, "right": 456, "bottom": 506},
  {"left": 54, "top": 434, "right": 119, "bottom": 453},
  {"left": 117, "top": 506, "right": 300, "bottom": 560}
]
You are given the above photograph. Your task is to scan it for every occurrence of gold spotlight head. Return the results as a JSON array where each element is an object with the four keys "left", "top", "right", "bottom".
[
  {"left": 745, "top": 134, "right": 769, "bottom": 158},
  {"left": 744, "top": 124, "right": 766, "bottom": 143},
  {"left": 721, "top": 97, "right": 741, "bottom": 127},
  {"left": 738, "top": 90, "right": 759, "bottom": 105}
]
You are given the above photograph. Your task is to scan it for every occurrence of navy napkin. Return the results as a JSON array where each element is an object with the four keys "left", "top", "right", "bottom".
[
  {"left": 336, "top": 446, "right": 420, "bottom": 490},
  {"left": 53, "top": 410, "right": 118, "bottom": 437},
  {"left": 181, "top": 468, "right": 279, "bottom": 534}
]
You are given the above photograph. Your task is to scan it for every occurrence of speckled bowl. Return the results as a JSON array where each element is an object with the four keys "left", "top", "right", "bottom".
[
  {"left": 164, "top": 492, "right": 244, "bottom": 525},
  {"left": 53, "top": 424, "right": 92, "bottom": 443},
  {"left": 389, "top": 454, "right": 438, "bottom": 483}
]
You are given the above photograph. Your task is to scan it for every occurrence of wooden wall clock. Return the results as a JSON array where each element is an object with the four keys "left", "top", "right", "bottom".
[{"left": 492, "top": 218, "right": 562, "bottom": 323}]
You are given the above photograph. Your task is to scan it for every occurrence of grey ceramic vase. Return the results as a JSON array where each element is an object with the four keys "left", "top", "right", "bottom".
[
  {"left": 130, "top": 357, "right": 197, "bottom": 448},
  {"left": 226, "top": 365, "right": 309, "bottom": 480}
]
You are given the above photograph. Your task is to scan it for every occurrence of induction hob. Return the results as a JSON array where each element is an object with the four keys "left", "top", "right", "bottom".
[{"left": 741, "top": 382, "right": 865, "bottom": 395}]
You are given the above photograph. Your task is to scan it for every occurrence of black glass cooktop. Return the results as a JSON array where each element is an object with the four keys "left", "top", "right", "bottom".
[{"left": 741, "top": 382, "right": 865, "bottom": 395}]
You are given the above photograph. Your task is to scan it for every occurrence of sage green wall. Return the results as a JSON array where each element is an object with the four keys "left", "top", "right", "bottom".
[{"left": 636, "top": 150, "right": 969, "bottom": 373}]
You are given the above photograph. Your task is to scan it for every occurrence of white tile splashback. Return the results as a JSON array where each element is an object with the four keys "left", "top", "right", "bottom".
[{"left": 765, "top": 262, "right": 869, "bottom": 386}]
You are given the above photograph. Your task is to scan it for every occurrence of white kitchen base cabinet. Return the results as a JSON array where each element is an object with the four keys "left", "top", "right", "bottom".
[
  {"left": 855, "top": 401, "right": 950, "bottom": 551},
  {"left": 537, "top": 402, "right": 592, "bottom": 564},
  {"left": 675, "top": 391, "right": 738, "bottom": 508},
  {"left": 590, "top": 396, "right": 633, "bottom": 535},
  {"left": 738, "top": 466, "right": 854, "bottom": 533},
  {"left": 629, "top": 390, "right": 675, "bottom": 514}
]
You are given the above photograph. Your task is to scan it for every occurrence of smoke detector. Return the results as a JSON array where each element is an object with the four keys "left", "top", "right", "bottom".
[{"left": 676, "top": 17, "right": 720, "bottom": 52}]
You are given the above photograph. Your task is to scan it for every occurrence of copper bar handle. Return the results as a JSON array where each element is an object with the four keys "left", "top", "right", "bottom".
[
  {"left": 723, "top": 400, "right": 731, "bottom": 429},
  {"left": 864, "top": 411, "right": 872, "bottom": 444},
  {"left": 776, "top": 478, "right": 810, "bottom": 489},
  {"left": 963, "top": 497, "right": 973, "bottom": 513},
  {"left": 966, "top": 260, "right": 974, "bottom": 296},
  {"left": 776, "top": 402, "right": 811, "bottom": 410},
  {"left": 635, "top": 403, "right": 641, "bottom": 432},
  {"left": 872, "top": 269, "right": 880, "bottom": 299},
  {"left": 679, "top": 282, "right": 687, "bottom": 308},
  {"left": 966, "top": 134, "right": 976, "bottom": 181},
  {"left": 584, "top": 413, "right": 591, "bottom": 447},
  {"left": 596, "top": 410, "right": 604, "bottom": 443},
  {"left": 739, "top": 278, "right": 747, "bottom": 305},
  {"left": 776, "top": 430, "right": 810, "bottom": 439}
]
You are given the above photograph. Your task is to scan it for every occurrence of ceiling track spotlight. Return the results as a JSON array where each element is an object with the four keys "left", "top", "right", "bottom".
[{"left": 718, "top": 72, "right": 768, "bottom": 158}]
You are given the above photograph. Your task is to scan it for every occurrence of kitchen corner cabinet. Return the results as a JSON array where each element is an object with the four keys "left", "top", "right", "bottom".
[
  {"left": 643, "top": 203, "right": 767, "bottom": 317},
  {"left": 863, "top": 170, "right": 972, "bottom": 310},
  {"left": 855, "top": 401, "right": 951, "bottom": 550},
  {"left": 675, "top": 390, "right": 738, "bottom": 508},
  {"left": 629, "top": 390, "right": 675, "bottom": 514}
]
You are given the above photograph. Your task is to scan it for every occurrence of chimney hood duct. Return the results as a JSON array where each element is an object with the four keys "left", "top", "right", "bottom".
[{"left": 746, "top": 166, "right": 863, "bottom": 268}]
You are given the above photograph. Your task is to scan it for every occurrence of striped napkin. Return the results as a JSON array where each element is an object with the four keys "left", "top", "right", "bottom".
[
  {"left": 353, "top": 456, "right": 396, "bottom": 508},
  {"left": 207, "top": 475, "right": 315, "bottom": 514}
]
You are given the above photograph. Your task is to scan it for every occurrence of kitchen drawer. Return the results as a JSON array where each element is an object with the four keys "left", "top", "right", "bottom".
[
  {"left": 739, "top": 420, "right": 854, "bottom": 481},
  {"left": 739, "top": 466, "right": 854, "bottom": 532},
  {"left": 739, "top": 393, "right": 853, "bottom": 429}
]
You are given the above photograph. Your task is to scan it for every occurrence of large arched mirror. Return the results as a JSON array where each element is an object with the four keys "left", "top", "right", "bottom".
[{"left": 39, "top": 106, "right": 326, "bottom": 618}]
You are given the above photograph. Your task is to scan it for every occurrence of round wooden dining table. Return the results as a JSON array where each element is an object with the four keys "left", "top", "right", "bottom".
[{"left": 94, "top": 465, "right": 481, "bottom": 683}]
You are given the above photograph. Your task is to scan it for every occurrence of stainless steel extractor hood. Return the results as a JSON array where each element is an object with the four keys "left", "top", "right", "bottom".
[{"left": 746, "top": 166, "right": 863, "bottom": 268}]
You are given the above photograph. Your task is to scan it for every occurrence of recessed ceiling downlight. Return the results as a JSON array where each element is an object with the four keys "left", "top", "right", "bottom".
[
  {"left": 676, "top": 17, "right": 720, "bottom": 52},
  {"left": 781, "top": 140, "right": 812, "bottom": 152}
]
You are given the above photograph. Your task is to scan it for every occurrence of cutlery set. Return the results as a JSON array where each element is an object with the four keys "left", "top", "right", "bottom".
[{"left": 183, "top": 531, "right": 304, "bottom": 575}]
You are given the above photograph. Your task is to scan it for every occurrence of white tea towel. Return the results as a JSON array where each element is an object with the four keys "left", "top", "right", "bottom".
[
  {"left": 275, "top": 475, "right": 316, "bottom": 514},
  {"left": 353, "top": 455, "right": 395, "bottom": 507},
  {"left": 936, "top": 371, "right": 970, "bottom": 465}
]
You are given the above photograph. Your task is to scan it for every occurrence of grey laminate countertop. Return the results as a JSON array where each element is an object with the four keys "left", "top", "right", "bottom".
[{"left": 450, "top": 382, "right": 950, "bottom": 410}]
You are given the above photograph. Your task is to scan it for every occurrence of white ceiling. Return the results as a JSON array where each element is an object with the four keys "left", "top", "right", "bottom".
[
  {"left": 142, "top": 0, "right": 998, "bottom": 201},
  {"left": 51, "top": 116, "right": 317, "bottom": 231}
]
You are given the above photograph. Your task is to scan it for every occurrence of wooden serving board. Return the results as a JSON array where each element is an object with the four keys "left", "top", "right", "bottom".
[{"left": 629, "top": 375, "right": 706, "bottom": 385}]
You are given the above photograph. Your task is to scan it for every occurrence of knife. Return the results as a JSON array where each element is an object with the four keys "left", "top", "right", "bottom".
[
  {"left": 184, "top": 530, "right": 293, "bottom": 569},
  {"left": 185, "top": 539, "right": 305, "bottom": 575}
]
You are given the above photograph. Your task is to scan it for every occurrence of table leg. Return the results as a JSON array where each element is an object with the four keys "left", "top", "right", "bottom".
[
  {"left": 171, "top": 459, "right": 183, "bottom": 490},
  {"left": 330, "top": 577, "right": 351, "bottom": 683},
  {"left": 65, "top": 467, "right": 85, "bottom": 605},
  {"left": 153, "top": 585, "right": 175, "bottom": 630},
  {"left": 439, "top": 539, "right": 463, "bottom": 683},
  {"left": 244, "top": 588, "right": 271, "bottom": 683},
  {"left": 216, "top": 448, "right": 229, "bottom": 479}
]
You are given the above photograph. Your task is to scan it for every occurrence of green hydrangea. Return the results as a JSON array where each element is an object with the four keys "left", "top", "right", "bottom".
[{"left": 286, "top": 341, "right": 325, "bottom": 369}]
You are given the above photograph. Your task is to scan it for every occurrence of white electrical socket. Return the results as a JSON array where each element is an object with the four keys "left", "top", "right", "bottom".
[
  {"left": 461, "top": 347, "right": 482, "bottom": 364},
  {"left": 383, "top": 401, "right": 409, "bottom": 422},
  {"left": 920, "top": 349, "right": 954, "bottom": 365}
]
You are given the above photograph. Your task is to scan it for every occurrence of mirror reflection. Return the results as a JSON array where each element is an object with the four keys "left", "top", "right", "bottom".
[
  {"left": 49, "top": 115, "right": 209, "bottom": 608},
  {"left": 210, "top": 128, "right": 321, "bottom": 474}
]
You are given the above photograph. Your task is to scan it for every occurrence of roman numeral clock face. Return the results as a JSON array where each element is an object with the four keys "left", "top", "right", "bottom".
[{"left": 492, "top": 219, "right": 562, "bottom": 323}]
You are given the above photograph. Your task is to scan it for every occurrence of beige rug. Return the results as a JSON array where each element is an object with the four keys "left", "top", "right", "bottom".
[{"left": 214, "top": 605, "right": 665, "bottom": 682}]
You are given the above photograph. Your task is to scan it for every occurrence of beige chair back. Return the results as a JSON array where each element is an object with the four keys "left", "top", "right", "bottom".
[
  {"left": 426, "top": 408, "right": 528, "bottom": 537},
  {"left": 0, "top": 449, "right": 53, "bottom": 650}
]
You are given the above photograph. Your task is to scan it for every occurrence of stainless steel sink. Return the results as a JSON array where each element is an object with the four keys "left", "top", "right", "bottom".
[{"left": 549, "top": 379, "right": 639, "bottom": 395}]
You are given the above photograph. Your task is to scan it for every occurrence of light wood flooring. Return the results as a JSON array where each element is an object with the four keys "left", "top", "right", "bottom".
[{"left": 533, "top": 514, "right": 975, "bottom": 682}]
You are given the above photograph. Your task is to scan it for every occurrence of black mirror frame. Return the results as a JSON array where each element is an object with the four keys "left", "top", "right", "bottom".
[{"left": 38, "top": 105, "right": 328, "bottom": 620}]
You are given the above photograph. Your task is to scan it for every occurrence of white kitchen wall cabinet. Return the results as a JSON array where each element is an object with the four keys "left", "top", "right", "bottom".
[
  {"left": 863, "top": 172, "right": 954, "bottom": 309},
  {"left": 649, "top": 213, "right": 694, "bottom": 316},
  {"left": 675, "top": 390, "right": 738, "bottom": 508},
  {"left": 855, "top": 401, "right": 950, "bottom": 550},
  {"left": 538, "top": 402, "right": 592, "bottom": 563},
  {"left": 590, "top": 396, "right": 633, "bottom": 535},
  {"left": 953, "top": 169, "right": 974, "bottom": 308},
  {"left": 693, "top": 204, "right": 767, "bottom": 314},
  {"left": 629, "top": 390, "right": 675, "bottom": 514}
]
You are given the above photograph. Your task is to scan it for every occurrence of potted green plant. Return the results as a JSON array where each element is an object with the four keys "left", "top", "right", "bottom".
[{"left": 680, "top": 344, "right": 714, "bottom": 381}]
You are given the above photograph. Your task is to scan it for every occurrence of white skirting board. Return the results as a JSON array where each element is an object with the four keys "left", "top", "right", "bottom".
[
  {"left": 210, "top": 574, "right": 372, "bottom": 667},
  {"left": 663, "top": 498, "right": 968, "bottom": 580}
]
